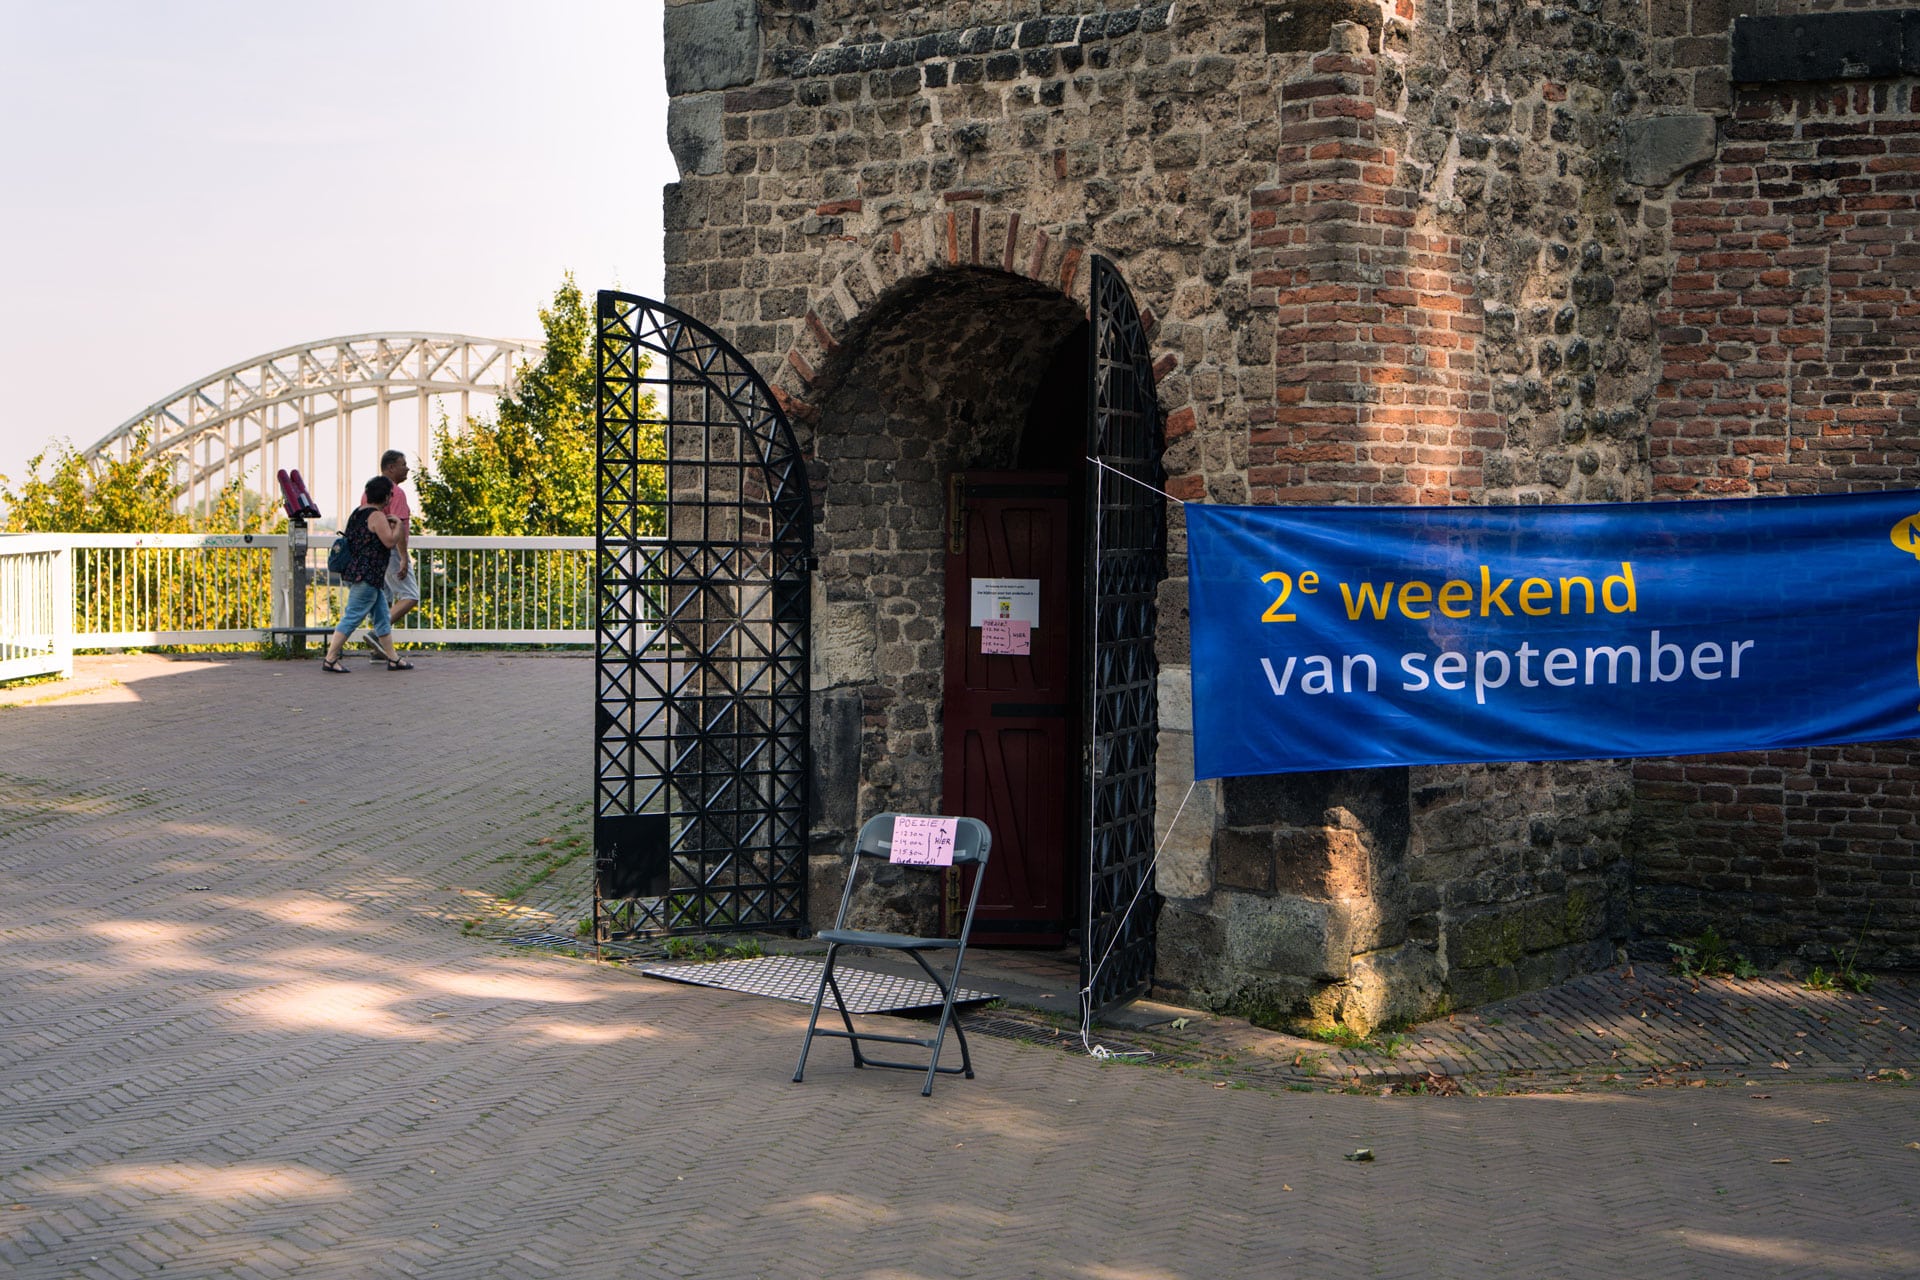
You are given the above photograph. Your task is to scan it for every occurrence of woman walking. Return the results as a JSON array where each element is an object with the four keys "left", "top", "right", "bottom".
[{"left": 320, "top": 475, "right": 415, "bottom": 673}]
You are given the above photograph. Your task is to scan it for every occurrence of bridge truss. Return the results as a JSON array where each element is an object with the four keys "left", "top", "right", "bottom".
[{"left": 80, "top": 333, "right": 541, "bottom": 521}]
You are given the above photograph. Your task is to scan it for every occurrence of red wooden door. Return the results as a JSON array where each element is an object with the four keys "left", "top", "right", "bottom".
[{"left": 942, "top": 471, "right": 1075, "bottom": 945}]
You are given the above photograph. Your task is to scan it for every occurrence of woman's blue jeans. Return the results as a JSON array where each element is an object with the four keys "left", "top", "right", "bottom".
[{"left": 332, "top": 580, "right": 392, "bottom": 639}]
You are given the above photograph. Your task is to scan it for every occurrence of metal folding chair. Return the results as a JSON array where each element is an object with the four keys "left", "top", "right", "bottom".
[{"left": 791, "top": 812, "right": 993, "bottom": 1096}]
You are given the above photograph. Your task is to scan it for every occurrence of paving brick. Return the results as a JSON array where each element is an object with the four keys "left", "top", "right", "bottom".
[{"left": 1, "top": 654, "right": 1917, "bottom": 1277}]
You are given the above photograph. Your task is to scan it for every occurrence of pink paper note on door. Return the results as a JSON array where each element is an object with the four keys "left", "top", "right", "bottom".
[
  {"left": 889, "top": 815, "right": 959, "bottom": 866},
  {"left": 981, "top": 618, "right": 1031, "bottom": 655}
]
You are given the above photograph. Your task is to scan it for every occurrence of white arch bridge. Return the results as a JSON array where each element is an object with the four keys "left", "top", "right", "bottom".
[{"left": 80, "top": 333, "right": 541, "bottom": 521}]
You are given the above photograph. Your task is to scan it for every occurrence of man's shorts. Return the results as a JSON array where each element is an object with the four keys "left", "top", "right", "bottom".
[{"left": 385, "top": 555, "right": 421, "bottom": 604}]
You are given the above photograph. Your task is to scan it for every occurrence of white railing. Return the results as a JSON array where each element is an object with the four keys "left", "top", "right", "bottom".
[
  {"left": 0, "top": 532, "right": 627, "bottom": 659},
  {"left": 0, "top": 534, "right": 73, "bottom": 681}
]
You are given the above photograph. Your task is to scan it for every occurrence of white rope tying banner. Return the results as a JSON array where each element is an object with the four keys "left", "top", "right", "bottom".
[
  {"left": 1087, "top": 454, "right": 1185, "bottom": 505},
  {"left": 1078, "top": 778, "right": 1200, "bottom": 1060}
]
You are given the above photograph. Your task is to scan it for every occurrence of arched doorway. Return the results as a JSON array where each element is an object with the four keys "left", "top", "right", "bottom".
[{"left": 804, "top": 257, "right": 1164, "bottom": 1008}]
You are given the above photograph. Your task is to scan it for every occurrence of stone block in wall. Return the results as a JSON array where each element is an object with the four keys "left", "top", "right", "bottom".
[
  {"left": 1342, "top": 942, "right": 1442, "bottom": 1035},
  {"left": 1215, "top": 889, "right": 1353, "bottom": 981},
  {"left": 1155, "top": 666, "right": 1216, "bottom": 900},
  {"left": 1515, "top": 943, "right": 1584, "bottom": 994},
  {"left": 1562, "top": 878, "right": 1610, "bottom": 943},
  {"left": 1518, "top": 894, "right": 1568, "bottom": 952},
  {"left": 806, "top": 839, "right": 844, "bottom": 932},
  {"left": 668, "top": 93, "right": 725, "bottom": 178},
  {"left": 1264, "top": 1, "right": 1382, "bottom": 55},
  {"left": 1154, "top": 901, "right": 1330, "bottom": 1024},
  {"left": 1215, "top": 828, "right": 1274, "bottom": 892},
  {"left": 664, "top": 0, "right": 761, "bottom": 95},
  {"left": 1621, "top": 114, "right": 1716, "bottom": 188},
  {"left": 812, "top": 594, "right": 880, "bottom": 687},
  {"left": 1445, "top": 904, "right": 1526, "bottom": 972},
  {"left": 1273, "top": 826, "right": 1370, "bottom": 898},
  {"left": 1153, "top": 900, "right": 1228, "bottom": 998},
  {"left": 811, "top": 688, "right": 863, "bottom": 834}
]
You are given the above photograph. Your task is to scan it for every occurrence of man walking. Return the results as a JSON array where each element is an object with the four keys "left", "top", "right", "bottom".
[{"left": 361, "top": 449, "right": 420, "bottom": 658}]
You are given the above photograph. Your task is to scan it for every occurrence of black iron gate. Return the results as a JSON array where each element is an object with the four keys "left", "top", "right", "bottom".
[
  {"left": 1083, "top": 257, "right": 1166, "bottom": 1009},
  {"left": 593, "top": 292, "right": 812, "bottom": 938}
]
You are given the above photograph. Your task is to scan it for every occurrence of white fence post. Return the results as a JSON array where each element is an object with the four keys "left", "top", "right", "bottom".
[
  {"left": 0, "top": 534, "right": 74, "bottom": 682},
  {"left": 51, "top": 540, "right": 73, "bottom": 679},
  {"left": 269, "top": 537, "right": 291, "bottom": 632}
]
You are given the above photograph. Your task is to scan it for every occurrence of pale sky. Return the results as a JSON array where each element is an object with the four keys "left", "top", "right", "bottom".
[{"left": 0, "top": 0, "right": 673, "bottom": 490}]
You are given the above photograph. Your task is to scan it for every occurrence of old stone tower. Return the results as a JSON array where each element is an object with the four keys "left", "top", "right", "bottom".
[{"left": 658, "top": 0, "right": 1920, "bottom": 1027}]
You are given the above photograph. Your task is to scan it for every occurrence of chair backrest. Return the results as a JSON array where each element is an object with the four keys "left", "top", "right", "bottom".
[{"left": 853, "top": 812, "right": 991, "bottom": 866}]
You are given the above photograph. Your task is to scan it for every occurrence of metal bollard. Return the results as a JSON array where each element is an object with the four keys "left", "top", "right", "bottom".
[{"left": 288, "top": 518, "right": 309, "bottom": 656}]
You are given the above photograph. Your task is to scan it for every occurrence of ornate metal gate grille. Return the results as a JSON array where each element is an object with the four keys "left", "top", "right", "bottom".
[
  {"left": 1083, "top": 257, "right": 1165, "bottom": 1009},
  {"left": 593, "top": 292, "right": 811, "bottom": 937}
]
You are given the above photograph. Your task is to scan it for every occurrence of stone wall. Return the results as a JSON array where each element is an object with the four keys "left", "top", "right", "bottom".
[{"left": 660, "top": 0, "right": 1920, "bottom": 1023}]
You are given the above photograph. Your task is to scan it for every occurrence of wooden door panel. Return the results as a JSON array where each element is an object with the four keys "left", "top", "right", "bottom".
[
  {"left": 942, "top": 472, "right": 1073, "bottom": 944},
  {"left": 957, "top": 723, "right": 1065, "bottom": 922}
]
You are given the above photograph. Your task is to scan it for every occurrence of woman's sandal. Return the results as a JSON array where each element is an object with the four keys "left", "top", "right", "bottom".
[
  {"left": 320, "top": 658, "right": 350, "bottom": 674},
  {"left": 386, "top": 658, "right": 415, "bottom": 671}
]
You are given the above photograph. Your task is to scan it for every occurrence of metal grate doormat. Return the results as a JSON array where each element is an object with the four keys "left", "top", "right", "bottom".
[{"left": 641, "top": 954, "right": 997, "bottom": 1014}]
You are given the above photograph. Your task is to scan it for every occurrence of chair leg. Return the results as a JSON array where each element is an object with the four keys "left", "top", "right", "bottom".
[
  {"left": 927, "top": 959, "right": 975, "bottom": 1079},
  {"left": 909, "top": 950, "right": 973, "bottom": 1095},
  {"left": 792, "top": 943, "right": 839, "bottom": 1083},
  {"left": 824, "top": 964, "right": 867, "bottom": 1068},
  {"left": 947, "top": 1009, "right": 975, "bottom": 1079}
]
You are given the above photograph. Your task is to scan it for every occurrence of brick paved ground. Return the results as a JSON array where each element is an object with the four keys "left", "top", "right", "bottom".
[{"left": 3, "top": 654, "right": 1918, "bottom": 1279}]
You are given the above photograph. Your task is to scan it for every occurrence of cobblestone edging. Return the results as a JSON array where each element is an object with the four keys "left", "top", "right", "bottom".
[{"left": 970, "top": 964, "right": 1920, "bottom": 1096}]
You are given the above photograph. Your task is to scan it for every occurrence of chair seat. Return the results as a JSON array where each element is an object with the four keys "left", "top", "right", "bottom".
[{"left": 818, "top": 928, "right": 960, "bottom": 951}]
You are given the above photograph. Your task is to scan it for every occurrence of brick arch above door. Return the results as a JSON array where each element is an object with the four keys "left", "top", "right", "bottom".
[{"left": 762, "top": 208, "right": 1192, "bottom": 468}]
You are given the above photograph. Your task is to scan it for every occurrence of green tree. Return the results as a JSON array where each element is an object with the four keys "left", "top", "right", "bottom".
[
  {"left": 418, "top": 274, "right": 660, "bottom": 536},
  {"left": 1, "top": 425, "right": 190, "bottom": 533},
  {"left": 1, "top": 425, "right": 278, "bottom": 647}
]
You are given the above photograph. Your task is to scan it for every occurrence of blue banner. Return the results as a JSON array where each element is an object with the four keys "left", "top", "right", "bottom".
[{"left": 1186, "top": 492, "right": 1920, "bottom": 778}]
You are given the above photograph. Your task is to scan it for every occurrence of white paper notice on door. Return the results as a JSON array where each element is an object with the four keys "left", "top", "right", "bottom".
[{"left": 969, "top": 578, "right": 1041, "bottom": 627}]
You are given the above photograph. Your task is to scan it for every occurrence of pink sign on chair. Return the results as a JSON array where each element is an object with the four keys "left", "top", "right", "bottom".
[{"left": 889, "top": 815, "right": 959, "bottom": 866}]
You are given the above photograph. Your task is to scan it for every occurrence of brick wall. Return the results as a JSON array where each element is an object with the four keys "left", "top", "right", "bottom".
[
  {"left": 1637, "top": 56, "right": 1920, "bottom": 967},
  {"left": 1250, "top": 31, "right": 1489, "bottom": 508},
  {"left": 1653, "top": 81, "right": 1920, "bottom": 497}
]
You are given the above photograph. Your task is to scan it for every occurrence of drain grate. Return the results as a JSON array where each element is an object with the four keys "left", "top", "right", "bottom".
[
  {"left": 642, "top": 954, "right": 996, "bottom": 1014},
  {"left": 506, "top": 932, "right": 654, "bottom": 960},
  {"left": 506, "top": 932, "right": 585, "bottom": 951}
]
